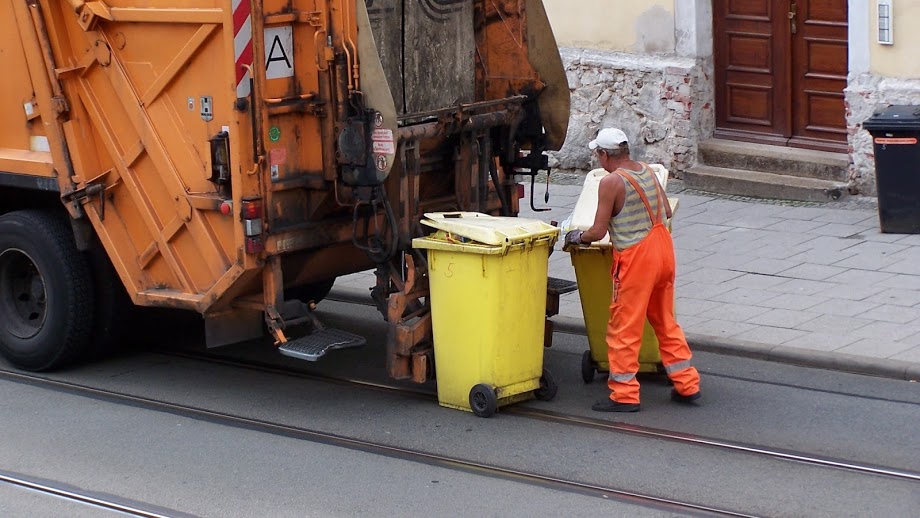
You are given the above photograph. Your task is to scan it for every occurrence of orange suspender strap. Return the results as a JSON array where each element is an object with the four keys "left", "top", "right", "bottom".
[
  {"left": 615, "top": 167, "right": 660, "bottom": 225},
  {"left": 641, "top": 162, "right": 670, "bottom": 220}
]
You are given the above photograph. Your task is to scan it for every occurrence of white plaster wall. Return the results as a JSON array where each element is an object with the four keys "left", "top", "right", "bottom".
[{"left": 543, "top": 1, "right": 676, "bottom": 53}]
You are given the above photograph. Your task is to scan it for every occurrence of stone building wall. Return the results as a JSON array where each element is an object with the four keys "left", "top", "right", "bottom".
[
  {"left": 548, "top": 48, "right": 714, "bottom": 177},
  {"left": 845, "top": 74, "right": 920, "bottom": 196}
]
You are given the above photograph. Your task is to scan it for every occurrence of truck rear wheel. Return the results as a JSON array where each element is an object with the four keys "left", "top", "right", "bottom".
[
  {"left": 0, "top": 210, "right": 94, "bottom": 371},
  {"left": 286, "top": 278, "right": 336, "bottom": 305}
]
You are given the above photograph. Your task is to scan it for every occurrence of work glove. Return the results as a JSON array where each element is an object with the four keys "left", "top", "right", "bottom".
[{"left": 563, "top": 229, "right": 585, "bottom": 251}]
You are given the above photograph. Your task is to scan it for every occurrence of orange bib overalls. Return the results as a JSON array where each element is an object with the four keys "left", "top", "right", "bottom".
[{"left": 605, "top": 170, "right": 701, "bottom": 404}]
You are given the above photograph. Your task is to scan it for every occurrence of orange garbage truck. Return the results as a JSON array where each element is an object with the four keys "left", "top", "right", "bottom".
[{"left": 0, "top": 0, "right": 569, "bottom": 381}]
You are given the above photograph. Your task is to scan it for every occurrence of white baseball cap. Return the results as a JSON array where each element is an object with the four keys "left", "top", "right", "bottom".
[{"left": 588, "top": 128, "right": 629, "bottom": 150}]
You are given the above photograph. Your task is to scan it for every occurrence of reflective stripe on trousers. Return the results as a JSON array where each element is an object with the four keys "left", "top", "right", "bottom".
[
  {"left": 663, "top": 360, "right": 693, "bottom": 374},
  {"left": 609, "top": 372, "right": 637, "bottom": 383}
]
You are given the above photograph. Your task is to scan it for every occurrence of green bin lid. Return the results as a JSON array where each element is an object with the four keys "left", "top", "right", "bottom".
[{"left": 419, "top": 212, "right": 559, "bottom": 246}]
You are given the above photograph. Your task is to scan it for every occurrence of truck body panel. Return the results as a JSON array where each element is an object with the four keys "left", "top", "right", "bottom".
[{"left": 0, "top": 0, "right": 570, "bottom": 381}]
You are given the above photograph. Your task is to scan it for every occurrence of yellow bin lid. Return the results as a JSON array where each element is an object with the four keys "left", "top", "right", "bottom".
[{"left": 413, "top": 212, "right": 559, "bottom": 253}]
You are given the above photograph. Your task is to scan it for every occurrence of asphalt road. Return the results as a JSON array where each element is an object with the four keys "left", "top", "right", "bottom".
[{"left": 0, "top": 299, "right": 917, "bottom": 517}]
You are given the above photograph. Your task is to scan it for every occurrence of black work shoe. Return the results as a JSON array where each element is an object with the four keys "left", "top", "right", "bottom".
[
  {"left": 592, "top": 400, "right": 641, "bottom": 412},
  {"left": 671, "top": 389, "right": 701, "bottom": 405}
]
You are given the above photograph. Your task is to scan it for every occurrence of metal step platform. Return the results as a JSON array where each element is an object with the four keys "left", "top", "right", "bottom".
[
  {"left": 547, "top": 277, "right": 578, "bottom": 296},
  {"left": 278, "top": 329, "right": 367, "bottom": 361}
]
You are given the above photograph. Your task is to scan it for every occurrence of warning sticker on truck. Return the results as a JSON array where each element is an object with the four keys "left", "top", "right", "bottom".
[
  {"left": 371, "top": 129, "right": 395, "bottom": 154},
  {"left": 373, "top": 141, "right": 396, "bottom": 154}
]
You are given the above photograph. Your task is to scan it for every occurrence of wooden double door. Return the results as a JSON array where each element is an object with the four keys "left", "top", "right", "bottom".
[{"left": 713, "top": 0, "right": 848, "bottom": 151}]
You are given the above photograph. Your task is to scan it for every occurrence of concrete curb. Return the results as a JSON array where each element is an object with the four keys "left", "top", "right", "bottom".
[{"left": 329, "top": 287, "right": 920, "bottom": 382}]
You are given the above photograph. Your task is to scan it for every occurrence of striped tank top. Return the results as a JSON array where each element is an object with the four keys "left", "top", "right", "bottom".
[{"left": 608, "top": 163, "right": 661, "bottom": 251}]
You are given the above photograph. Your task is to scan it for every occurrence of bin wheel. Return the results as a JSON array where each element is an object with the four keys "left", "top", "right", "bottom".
[
  {"left": 581, "top": 350, "right": 596, "bottom": 383},
  {"left": 534, "top": 368, "right": 558, "bottom": 402},
  {"left": 469, "top": 384, "right": 498, "bottom": 418}
]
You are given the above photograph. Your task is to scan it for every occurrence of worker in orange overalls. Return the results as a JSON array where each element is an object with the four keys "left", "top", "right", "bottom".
[{"left": 565, "top": 128, "right": 701, "bottom": 412}]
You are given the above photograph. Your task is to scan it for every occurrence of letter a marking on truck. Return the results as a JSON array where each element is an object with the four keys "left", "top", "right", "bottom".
[
  {"left": 264, "top": 27, "right": 294, "bottom": 80},
  {"left": 233, "top": 0, "right": 253, "bottom": 98}
]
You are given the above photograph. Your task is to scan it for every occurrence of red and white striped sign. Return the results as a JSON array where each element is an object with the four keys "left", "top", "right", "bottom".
[{"left": 233, "top": 0, "right": 253, "bottom": 98}]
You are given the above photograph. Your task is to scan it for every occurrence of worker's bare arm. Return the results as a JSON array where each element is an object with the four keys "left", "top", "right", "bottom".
[{"left": 581, "top": 173, "right": 624, "bottom": 244}]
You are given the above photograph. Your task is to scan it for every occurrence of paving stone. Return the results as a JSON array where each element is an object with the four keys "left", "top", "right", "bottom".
[
  {"left": 809, "top": 298, "right": 880, "bottom": 318},
  {"left": 700, "top": 199, "right": 751, "bottom": 213},
  {"left": 734, "top": 257, "right": 802, "bottom": 276},
  {"left": 682, "top": 211, "right": 743, "bottom": 226},
  {"left": 726, "top": 217, "right": 787, "bottom": 230},
  {"left": 711, "top": 288, "right": 780, "bottom": 306},
  {"left": 679, "top": 267, "right": 746, "bottom": 285},
  {"left": 675, "top": 282, "right": 735, "bottom": 300},
  {"left": 675, "top": 194, "right": 714, "bottom": 208},
  {"left": 861, "top": 304, "right": 920, "bottom": 324},
  {"left": 716, "top": 227, "right": 778, "bottom": 244},
  {"left": 761, "top": 219, "right": 828, "bottom": 233},
  {"left": 812, "top": 210, "right": 878, "bottom": 225},
  {"left": 856, "top": 231, "right": 904, "bottom": 243},
  {"left": 794, "top": 314, "right": 874, "bottom": 334},
  {"left": 722, "top": 273, "right": 790, "bottom": 290},
  {"left": 768, "top": 279, "right": 836, "bottom": 296},
  {"left": 823, "top": 268, "right": 896, "bottom": 286},
  {"left": 732, "top": 326, "right": 809, "bottom": 346},
  {"left": 890, "top": 345, "right": 920, "bottom": 363},
  {"left": 850, "top": 321, "right": 920, "bottom": 342},
  {"left": 698, "top": 304, "right": 767, "bottom": 323},
  {"left": 671, "top": 222, "right": 732, "bottom": 239},
  {"left": 805, "top": 223, "right": 869, "bottom": 238},
  {"left": 776, "top": 206, "right": 835, "bottom": 221},
  {"left": 835, "top": 338, "right": 917, "bottom": 359},
  {"left": 778, "top": 263, "right": 849, "bottom": 281},
  {"left": 831, "top": 252, "right": 902, "bottom": 271},
  {"left": 686, "top": 319, "right": 758, "bottom": 339},
  {"left": 879, "top": 274, "right": 920, "bottom": 291},
  {"left": 781, "top": 333, "right": 861, "bottom": 352},
  {"left": 865, "top": 288, "right": 920, "bottom": 308},
  {"left": 795, "top": 235, "right": 861, "bottom": 252},
  {"left": 675, "top": 249, "right": 717, "bottom": 268},
  {"left": 674, "top": 298, "right": 725, "bottom": 317},
  {"left": 732, "top": 204, "right": 790, "bottom": 218},
  {"left": 692, "top": 253, "right": 760, "bottom": 271},
  {"left": 817, "top": 283, "right": 886, "bottom": 302},
  {"left": 753, "top": 245, "right": 811, "bottom": 261},
  {"left": 788, "top": 247, "right": 859, "bottom": 266},
  {"left": 758, "top": 293, "right": 828, "bottom": 311},
  {"left": 894, "top": 233, "right": 920, "bottom": 246},
  {"left": 755, "top": 232, "right": 820, "bottom": 248},
  {"left": 672, "top": 234, "right": 725, "bottom": 252},
  {"left": 842, "top": 240, "right": 910, "bottom": 256},
  {"left": 745, "top": 308, "right": 820, "bottom": 328},
  {"left": 673, "top": 314, "right": 709, "bottom": 329},
  {"left": 881, "top": 259, "right": 920, "bottom": 276}
]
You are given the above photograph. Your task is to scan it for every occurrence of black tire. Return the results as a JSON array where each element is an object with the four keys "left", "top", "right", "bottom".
[
  {"left": 0, "top": 210, "right": 94, "bottom": 371},
  {"left": 469, "top": 384, "right": 498, "bottom": 418},
  {"left": 285, "top": 278, "right": 336, "bottom": 305},
  {"left": 581, "top": 350, "right": 595, "bottom": 384},
  {"left": 534, "top": 368, "right": 558, "bottom": 401}
]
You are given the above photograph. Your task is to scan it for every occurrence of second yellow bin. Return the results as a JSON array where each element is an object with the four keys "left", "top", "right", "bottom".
[{"left": 413, "top": 212, "right": 559, "bottom": 417}]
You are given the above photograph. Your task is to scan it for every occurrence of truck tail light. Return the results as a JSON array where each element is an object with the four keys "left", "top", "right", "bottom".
[
  {"left": 245, "top": 237, "right": 264, "bottom": 254},
  {"left": 241, "top": 199, "right": 263, "bottom": 220},
  {"left": 241, "top": 198, "right": 264, "bottom": 254},
  {"left": 516, "top": 183, "right": 525, "bottom": 199}
]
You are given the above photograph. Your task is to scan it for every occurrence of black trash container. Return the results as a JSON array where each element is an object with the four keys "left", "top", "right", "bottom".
[{"left": 863, "top": 106, "right": 920, "bottom": 234}]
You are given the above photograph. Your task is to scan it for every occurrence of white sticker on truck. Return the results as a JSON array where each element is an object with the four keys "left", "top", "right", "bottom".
[{"left": 264, "top": 26, "right": 294, "bottom": 80}]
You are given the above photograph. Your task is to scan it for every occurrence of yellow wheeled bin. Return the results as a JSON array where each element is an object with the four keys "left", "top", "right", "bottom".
[
  {"left": 412, "top": 213, "right": 559, "bottom": 417},
  {"left": 565, "top": 167, "right": 679, "bottom": 383}
]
